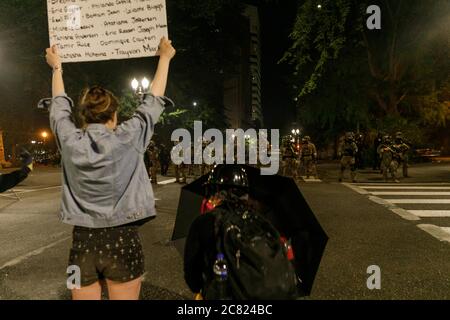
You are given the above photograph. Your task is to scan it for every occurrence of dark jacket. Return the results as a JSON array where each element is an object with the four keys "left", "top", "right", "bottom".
[
  {"left": 184, "top": 212, "right": 217, "bottom": 294},
  {"left": 0, "top": 167, "right": 30, "bottom": 193}
]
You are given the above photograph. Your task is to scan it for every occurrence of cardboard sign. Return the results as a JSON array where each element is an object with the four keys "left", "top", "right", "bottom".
[{"left": 47, "top": 0, "right": 169, "bottom": 63}]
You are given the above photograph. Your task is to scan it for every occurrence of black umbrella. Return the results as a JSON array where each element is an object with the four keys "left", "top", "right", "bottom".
[{"left": 171, "top": 165, "right": 328, "bottom": 295}]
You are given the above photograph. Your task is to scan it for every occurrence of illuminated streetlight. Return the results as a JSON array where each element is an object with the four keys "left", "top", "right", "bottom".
[
  {"left": 193, "top": 101, "right": 198, "bottom": 107},
  {"left": 41, "top": 131, "right": 48, "bottom": 139},
  {"left": 131, "top": 78, "right": 139, "bottom": 91},
  {"left": 131, "top": 77, "right": 151, "bottom": 99},
  {"left": 317, "top": 4, "right": 322, "bottom": 9},
  {"left": 142, "top": 77, "right": 150, "bottom": 91}
]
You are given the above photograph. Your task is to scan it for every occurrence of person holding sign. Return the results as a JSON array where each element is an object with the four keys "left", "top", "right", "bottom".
[{"left": 45, "top": 37, "right": 175, "bottom": 300}]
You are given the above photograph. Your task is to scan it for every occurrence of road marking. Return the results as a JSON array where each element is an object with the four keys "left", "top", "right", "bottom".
[
  {"left": 157, "top": 178, "right": 176, "bottom": 185},
  {"left": 408, "top": 210, "right": 450, "bottom": 217},
  {"left": 386, "top": 199, "right": 450, "bottom": 204},
  {"left": 301, "top": 176, "right": 322, "bottom": 182},
  {"left": 0, "top": 235, "right": 71, "bottom": 270},
  {"left": 371, "top": 191, "right": 450, "bottom": 196},
  {"left": 5, "top": 186, "right": 61, "bottom": 194},
  {"left": 342, "top": 183, "right": 369, "bottom": 194},
  {"left": 368, "top": 196, "right": 420, "bottom": 221},
  {"left": 361, "top": 186, "right": 450, "bottom": 190},
  {"left": 417, "top": 224, "right": 450, "bottom": 243}
]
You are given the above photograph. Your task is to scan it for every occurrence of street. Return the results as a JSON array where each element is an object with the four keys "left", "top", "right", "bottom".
[{"left": 1, "top": 163, "right": 450, "bottom": 299}]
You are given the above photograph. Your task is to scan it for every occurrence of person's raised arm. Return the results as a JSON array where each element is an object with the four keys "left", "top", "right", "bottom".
[
  {"left": 150, "top": 37, "right": 176, "bottom": 97},
  {"left": 45, "top": 45, "right": 77, "bottom": 150},
  {"left": 46, "top": 45, "right": 65, "bottom": 97}
]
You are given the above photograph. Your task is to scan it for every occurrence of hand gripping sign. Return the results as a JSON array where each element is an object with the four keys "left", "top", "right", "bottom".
[{"left": 47, "top": 0, "right": 169, "bottom": 63}]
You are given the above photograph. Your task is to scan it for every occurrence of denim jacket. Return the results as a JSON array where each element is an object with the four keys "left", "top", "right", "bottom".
[{"left": 49, "top": 93, "right": 173, "bottom": 228}]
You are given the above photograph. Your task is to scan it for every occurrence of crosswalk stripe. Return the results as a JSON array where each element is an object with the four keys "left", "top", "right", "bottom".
[
  {"left": 371, "top": 191, "right": 450, "bottom": 196},
  {"left": 386, "top": 199, "right": 450, "bottom": 204},
  {"left": 361, "top": 186, "right": 450, "bottom": 190},
  {"left": 355, "top": 183, "right": 450, "bottom": 186},
  {"left": 157, "top": 178, "right": 177, "bottom": 185},
  {"left": 408, "top": 210, "right": 450, "bottom": 217},
  {"left": 417, "top": 224, "right": 450, "bottom": 243},
  {"left": 301, "top": 176, "right": 322, "bottom": 182}
]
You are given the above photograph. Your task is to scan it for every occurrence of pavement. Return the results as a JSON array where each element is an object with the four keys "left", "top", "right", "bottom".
[{"left": 0, "top": 162, "right": 450, "bottom": 299}]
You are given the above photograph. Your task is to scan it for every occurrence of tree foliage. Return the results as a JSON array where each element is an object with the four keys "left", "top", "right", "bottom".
[{"left": 282, "top": 0, "right": 450, "bottom": 146}]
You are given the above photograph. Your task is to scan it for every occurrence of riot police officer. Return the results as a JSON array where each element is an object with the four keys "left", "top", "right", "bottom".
[
  {"left": 281, "top": 137, "right": 296, "bottom": 177},
  {"left": 174, "top": 140, "right": 187, "bottom": 184},
  {"left": 148, "top": 140, "right": 159, "bottom": 184},
  {"left": 299, "top": 136, "right": 318, "bottom": 179},
  {"left": 377, "top": 135, "right": 399, "bottom": 183},
  {"left": 392, "top": 131, "right": 410, "bottom": 178},
  {"left": 338, "top": 132, "right": 358, "bottom": 183}
]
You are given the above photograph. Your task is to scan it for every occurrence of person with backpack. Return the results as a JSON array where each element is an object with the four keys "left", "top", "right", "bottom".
[{"left": 184, "top": 164, "right": 299, "bottom": 300}]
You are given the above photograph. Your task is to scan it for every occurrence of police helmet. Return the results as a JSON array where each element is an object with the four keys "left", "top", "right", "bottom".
[{"left": 205, "top": 164, "right": 249, "bottom": 196}]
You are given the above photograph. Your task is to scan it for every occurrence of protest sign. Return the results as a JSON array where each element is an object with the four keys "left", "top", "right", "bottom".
[{"left": 47, "top": 0, "right": 169, "bottom": 62}]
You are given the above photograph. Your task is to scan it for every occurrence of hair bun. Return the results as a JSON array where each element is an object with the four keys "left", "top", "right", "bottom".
[{"left": 79, "top": 86, "right": 119, "bottom": 125}]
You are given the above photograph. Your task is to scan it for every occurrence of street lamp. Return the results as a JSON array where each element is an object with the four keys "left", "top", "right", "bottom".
[
  {"left": 41, "top": 131, "right": 48, "bottom": 153},
  {"left": 131, "top": 77, "right": 151, "bottom": 99},
  {"left": 193, "top": 101, "right": 198, "bottom": 107}
]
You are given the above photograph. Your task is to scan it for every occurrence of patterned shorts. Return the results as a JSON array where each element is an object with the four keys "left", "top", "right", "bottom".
[{"left": 68, "top": 224, "right": 145, "bottom": 287}]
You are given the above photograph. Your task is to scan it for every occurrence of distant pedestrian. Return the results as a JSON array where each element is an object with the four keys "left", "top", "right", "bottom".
[{"left": 45, "top": 37, "right": 176, "bottom": 300}]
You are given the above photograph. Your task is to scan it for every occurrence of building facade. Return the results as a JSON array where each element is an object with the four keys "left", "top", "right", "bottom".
[{"left": 224, "top": 4, "right": 263, "bottom": 129}]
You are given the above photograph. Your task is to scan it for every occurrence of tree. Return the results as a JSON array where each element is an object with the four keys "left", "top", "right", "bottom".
[{"left": 282, "top": 0, "right": 449, "bottom": 146}]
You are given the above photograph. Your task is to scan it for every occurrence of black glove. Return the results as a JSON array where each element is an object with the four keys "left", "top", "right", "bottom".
[{"left": 19, "top": 149, "right": 33, "bottom": 167}]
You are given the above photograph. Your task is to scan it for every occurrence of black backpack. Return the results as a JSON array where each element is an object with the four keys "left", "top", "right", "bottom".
[{"left": 209, "top": 200, "right": 299, "bottom": 300}]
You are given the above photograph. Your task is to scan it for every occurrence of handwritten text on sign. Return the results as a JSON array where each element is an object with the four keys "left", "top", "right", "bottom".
[{"left": 47, "top": 0, "right": 169, "bottom": 63}]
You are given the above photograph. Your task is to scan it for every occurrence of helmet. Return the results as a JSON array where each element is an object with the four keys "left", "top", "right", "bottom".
[
  {"left": 205, "top": 164, "right": 249, "bottom": 196},
  {"left": 382, "top": 135, "right": 391, "bottom": 143},
  {"left": 304, "top": 135, "right": 311, "bottom": 142},
  {"left": 396, "top": 131, "right": 403, "bottom": 138},
  {"left": 345, "top": 132, "right": 354, "bottom": 141}
]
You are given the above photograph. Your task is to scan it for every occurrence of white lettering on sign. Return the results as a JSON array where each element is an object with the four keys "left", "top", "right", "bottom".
[{"left": 47, "top": 0, "right": 169, "bottom": 63}]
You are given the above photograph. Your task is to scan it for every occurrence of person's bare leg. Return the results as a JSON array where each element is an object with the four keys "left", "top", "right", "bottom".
[
  {"left": 106, "top": 277, "right": 142, "bottom": 300},
  {"left": 72, "top": 281, "right": 102, "bottom": 300}
]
